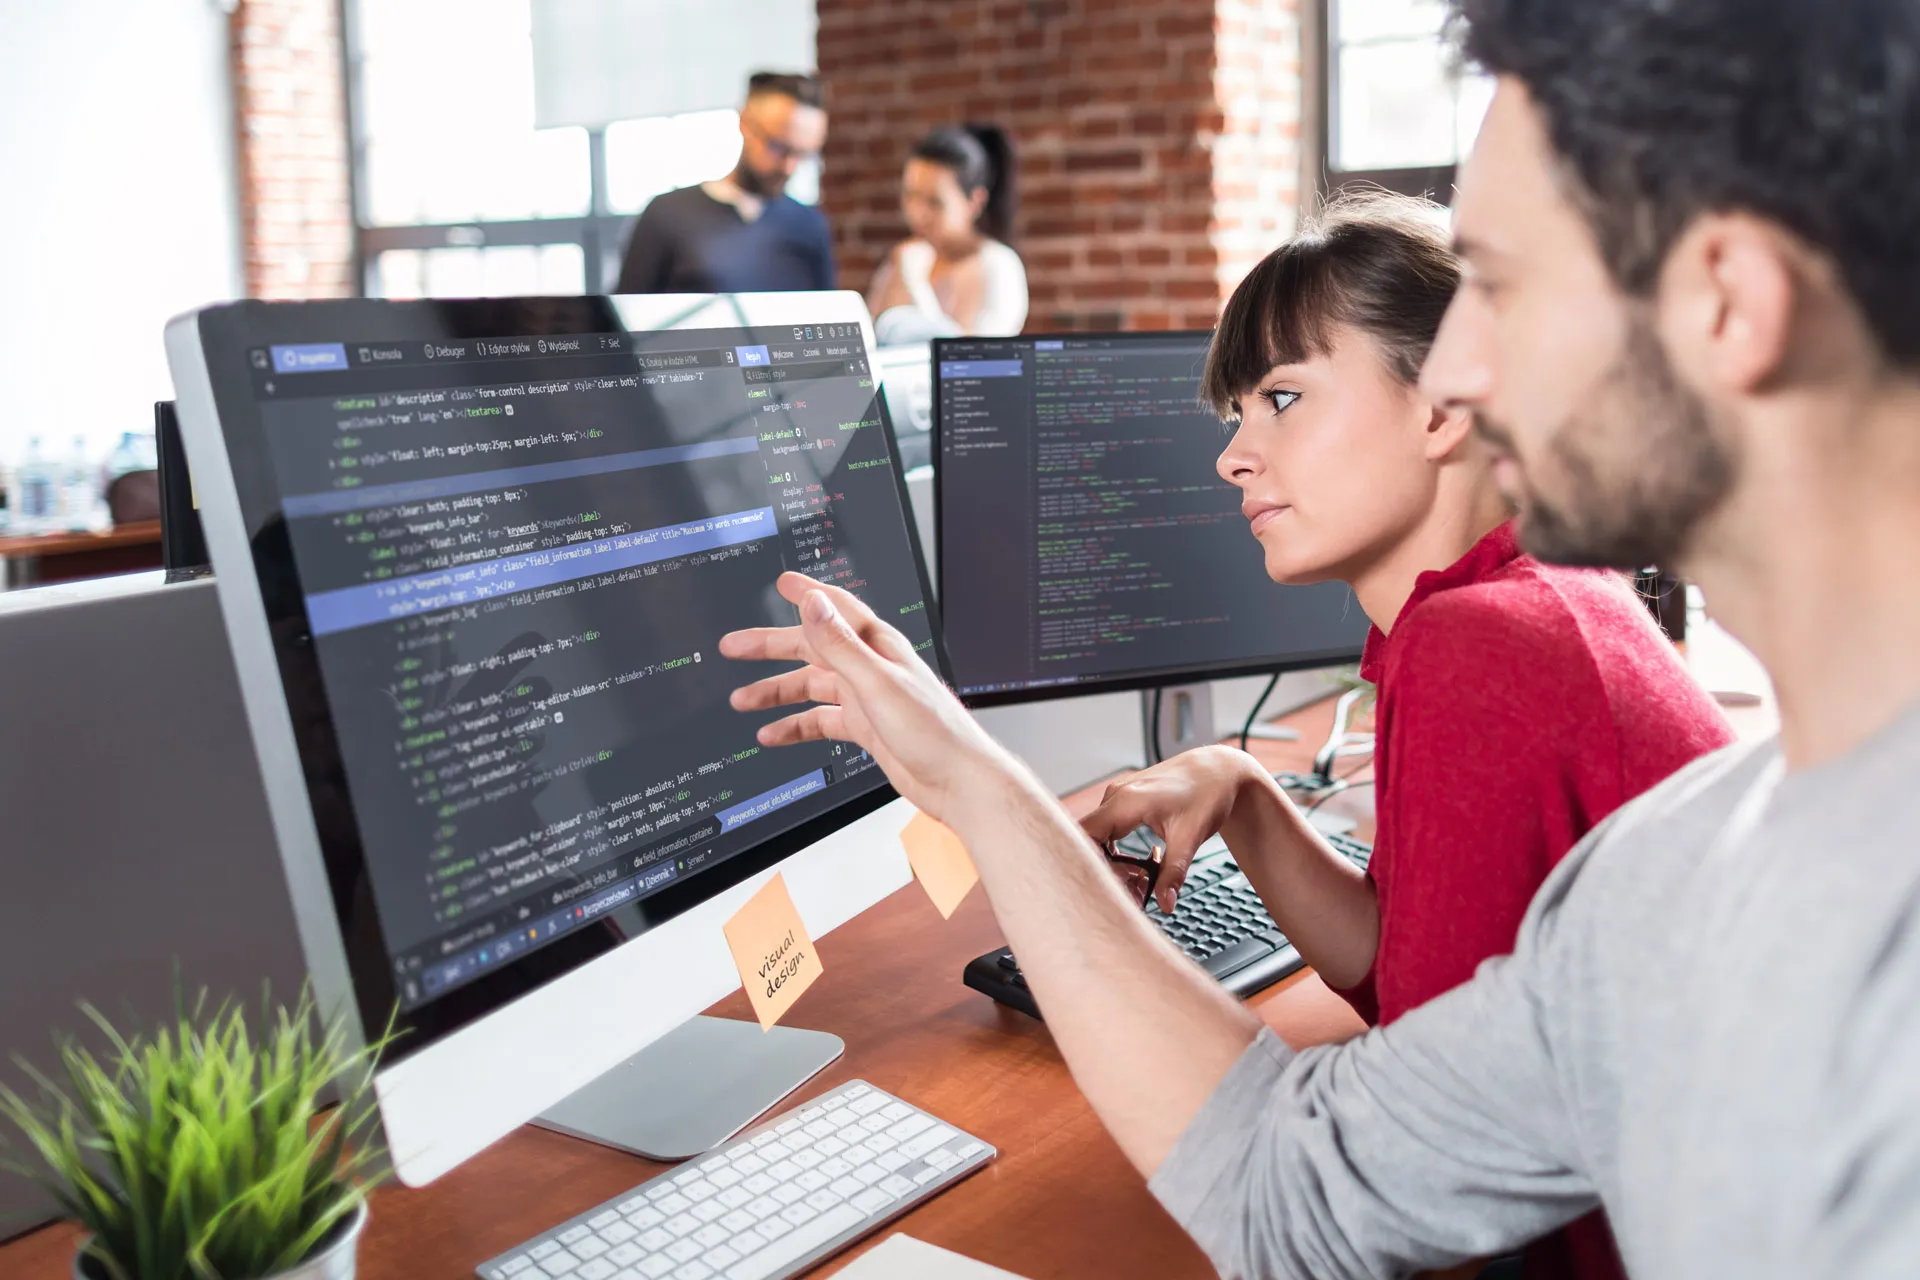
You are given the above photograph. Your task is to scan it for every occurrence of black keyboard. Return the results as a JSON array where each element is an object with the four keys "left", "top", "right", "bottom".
[{"left": 963, "top": 828, "right": 1373, "bottom": 1019}]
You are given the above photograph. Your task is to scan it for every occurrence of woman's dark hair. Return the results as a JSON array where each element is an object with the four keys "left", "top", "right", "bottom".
[
  {"left": 909, "top": 124, "right": 1018, "bottom": 243},
  {"left": 1450, "top": 0, "right": 1920, "bottom": 369},
  {"left": 1201, "top": 189, "right": 1459, "bottom": 419}
]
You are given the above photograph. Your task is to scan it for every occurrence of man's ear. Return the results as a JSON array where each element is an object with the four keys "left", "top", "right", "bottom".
[
  {"left": 1423, "top": 400, "right": 1476, "bottom": 461},
  {"left": 1659, "top": 213, "right": 1796, "bottom": 397}
]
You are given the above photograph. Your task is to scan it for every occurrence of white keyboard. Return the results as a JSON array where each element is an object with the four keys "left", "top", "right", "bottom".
[{"left": 476, "top": 1081, "right": 995, "bottom": 1280}]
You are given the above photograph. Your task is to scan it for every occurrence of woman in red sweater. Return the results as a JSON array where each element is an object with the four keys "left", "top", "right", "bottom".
[{"left": 1080, "top": 191, "right": 1733, "bottom": 1280}]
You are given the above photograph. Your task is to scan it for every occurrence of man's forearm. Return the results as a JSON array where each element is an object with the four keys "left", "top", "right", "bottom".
[
  {"left": 947, "top": 761, "right": 1264, "bottom": 1177},
  {"left": 1220, "top": 772, "right": 1380, "bottom": 990}
]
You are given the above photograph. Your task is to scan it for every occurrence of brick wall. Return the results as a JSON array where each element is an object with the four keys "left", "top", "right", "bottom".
[
  {"left": 815, "top": 0, "right": 1305, "bottom": 331},
  {"left": 231, "top": 0, "right": 356, "bottom": 299}
]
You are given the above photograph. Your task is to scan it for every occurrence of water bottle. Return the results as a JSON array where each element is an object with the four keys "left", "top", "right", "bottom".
[
  {"left": 61, "top": 435, "right": 103, "bottom": 531},
  {"left": 106, "top": 431, "right": 144, "bottom": 482},
  {"left": 16, "top": 437, "right": 54, "bottom": 534}
]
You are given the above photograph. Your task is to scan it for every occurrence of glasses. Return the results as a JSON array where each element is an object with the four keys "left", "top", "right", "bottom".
[{"left": 742, "top": 116, "right": 821, "bottom": 165}]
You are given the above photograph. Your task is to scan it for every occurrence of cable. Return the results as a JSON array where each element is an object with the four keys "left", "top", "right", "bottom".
[
  {"left": 1306, "top": 778, "right": 1374, "bottom": 817},
  {"left": 1148, "top": 686, "right": 1163, "bottom": 764},
  {"left": 1238, "top": 671, "right": 1282, "bottom": 753}
]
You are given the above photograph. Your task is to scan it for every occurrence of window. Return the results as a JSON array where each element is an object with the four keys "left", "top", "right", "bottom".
[
  {"left": 345, "top": 0, "right": 771, "bottom": 297},
  {"left": 1321, "top": 0, "right": 1492, "bottom": 201}
]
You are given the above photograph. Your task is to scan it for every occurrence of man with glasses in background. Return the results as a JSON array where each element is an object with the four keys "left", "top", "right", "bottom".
[{"left": 614, "top": 71, "right": 834, "bottom": 294}]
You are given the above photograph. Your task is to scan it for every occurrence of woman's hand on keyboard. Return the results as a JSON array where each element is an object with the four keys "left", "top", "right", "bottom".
[{"left": 1080, "top": 747, "right": 1270, "bottom": 915}]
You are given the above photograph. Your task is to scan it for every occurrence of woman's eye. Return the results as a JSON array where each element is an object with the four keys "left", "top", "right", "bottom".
[{"left": 1259, "top": 389, "right": 1299, "bottom": 415}]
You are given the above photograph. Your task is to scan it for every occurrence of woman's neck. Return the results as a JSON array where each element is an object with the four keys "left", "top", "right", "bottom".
[
  {"left": 929, "top": 230, "right": 987, "bottom": 263},
  {"left": 1349, "top": 484, "right": 1512, "bottom": 636}
]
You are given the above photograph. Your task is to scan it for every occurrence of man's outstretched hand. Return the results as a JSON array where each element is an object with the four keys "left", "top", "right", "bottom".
[{"left": 718, "top": 572, "right": 1014, "bottom": 826}]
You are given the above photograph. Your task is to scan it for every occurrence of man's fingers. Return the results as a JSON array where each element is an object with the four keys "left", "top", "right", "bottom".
[
  {"left": 1108, "top": 860, "right": 1153, "bottom": 909},
  {"left": 717, "top": 624, "right": 811, "bottom": 663},
  {"left": 756, "top": 704, "right": 848, "bottom": 748},
  {"left": 729, "top": 667, "right": 841, "bottom": 713},
  {"left": 776, "top": 573, "right": 922, "bottom": 665},
  {"left": 1153, "top": 836, "right": 1204, "bottom": 916}
]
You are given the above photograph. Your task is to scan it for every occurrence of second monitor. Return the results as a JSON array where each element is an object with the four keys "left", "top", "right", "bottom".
[{"left": 933, "top": 332, "right": 1367, "bottom": 717}]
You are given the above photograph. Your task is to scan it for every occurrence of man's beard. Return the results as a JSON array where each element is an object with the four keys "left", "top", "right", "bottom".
[
  {"left": 1485, "top": 318, "right": 1737, "bottom": 570},
  {"left": 735, "top": 163, "right": 782, "bottom": 199}
]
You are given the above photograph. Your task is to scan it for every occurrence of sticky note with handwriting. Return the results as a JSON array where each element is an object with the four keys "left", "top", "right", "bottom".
[
  {"left": 723, "top": 872, "right": 823, "bottom": 1030},
  {"left": 901, "top": 811, "right": 979, "bottom": 919}
]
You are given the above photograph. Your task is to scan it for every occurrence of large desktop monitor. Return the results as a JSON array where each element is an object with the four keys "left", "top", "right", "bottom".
[
  {"left": 165, "top": 292, "right": 939, "bottom": 1185},
  {"left": 933, "top": 332, "right": 1367, "bottom": 710}
]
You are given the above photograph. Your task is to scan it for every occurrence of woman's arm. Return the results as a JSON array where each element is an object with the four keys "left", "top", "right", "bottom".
[
  {"left": 865, "top": 245, "right": 913, "bottom": 317},
  {"left": 965, "top": 241, "right": 1029, "bottom": 336}
]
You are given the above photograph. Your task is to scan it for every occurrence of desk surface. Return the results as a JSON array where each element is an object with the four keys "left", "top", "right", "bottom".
[
  {"left": 0, "top": 697, "right": 1373, "bottom": 1279},
  {"left": 0, "top": 521, "right": 162, "bottom": 560}
]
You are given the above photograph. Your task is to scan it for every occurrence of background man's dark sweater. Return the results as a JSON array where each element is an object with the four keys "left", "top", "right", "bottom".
[{"left": 614, "top": 185, "right": 835, "bottom": 294}]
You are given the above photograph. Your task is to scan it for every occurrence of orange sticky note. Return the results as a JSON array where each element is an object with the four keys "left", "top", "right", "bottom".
[
  {"left": 901, "top": 812, "right": 979, "bottom": 919},
  {"left": 723, "top": 873, "right": 823, "bottom": 1030}
]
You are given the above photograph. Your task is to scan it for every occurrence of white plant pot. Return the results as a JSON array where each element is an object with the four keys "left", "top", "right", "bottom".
[{"left": 73, "top": 1201, "right": 367, "bottom": 1280}]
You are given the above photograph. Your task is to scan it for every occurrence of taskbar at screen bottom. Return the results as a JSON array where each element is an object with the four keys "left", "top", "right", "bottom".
[{"left": 392, "top": 760, "right": 875, "bottom": 1009}]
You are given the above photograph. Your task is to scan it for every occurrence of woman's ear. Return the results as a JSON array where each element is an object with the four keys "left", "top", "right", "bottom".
[{"left": 1423, "top": 399, "right": 1476, "bottom": 462}]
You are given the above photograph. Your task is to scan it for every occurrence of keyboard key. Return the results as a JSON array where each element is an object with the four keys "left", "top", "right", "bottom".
[
  {"left": 663, "top": 1213, "right": 699, "bottom": 1236},
  {"left": 608, "top": 1244, "right": 644, "bottom": 1267},
  {"left": 746, "top": 1194, "right": 781, "bottom": 1218},
  {"left": 772, "top": 1183, "right": 806, "bottom": 1206},
  {"left": 857, "top": 1114, "right": 891, "bottom": 1135},
  {"left": 790, "top": 1149, "right": 823, "bottom": 1170},
  {"left": 802, "top": 1119, "right": 836, "bottom": 1141},
  {"left": 805, "top": 1187, "right": 842, "bottom": 1212},
  {"left": 742, "top": 1172, "right": 777, "bottom": 1196},
  {"left": 601, "top": 1222, "right": 637, "bottom": 1245},
  {"left": 818, "top": 1157, "right": 853, "bottom": 1179},
  {"left": 898, "top": 1126, "right": 957, "bottom": 1160},
  {"left": 925, "top": 1149, "right": 959, "bottom": 1171},
  {"left": 708, "top": 1167, "right": 742, "bottom": 1189},
  {"left": 758, "top": 1216, "right": 793, "bottom": 1241},
  {"left": 626, "top": 1207, "right": 665, "bottom": 1230},
  {"left": 849, "top": 1093, "right": 888, "bottom": 1116},
  {"left": 765, "top": 1159, "right": 799, "bottom": 1181},
  {"left": 692, "top": 1224, "right": 728, "bottom": 1248},
  {"left": 560, "top": 1226, "right": 593, "bottom": 1246},
  {"left": 844, "top": 1083, "right": 870, "bottom": 1098},
  {"left": 681, "top": 1180, "right": 718, "bottom": 1202},
  {"left": 795, "top": 1169, "right": 830, "bottom": 1192},
  {"left": 665, "top": 1238, "right": 702, "bottom": 1264},
  {"left": 876, "top": 1151, "right": 909, "bottom": 1173},
  {"left": 879, "top": 1101, "right": 912, "bottom": 1122},
  {"left": 573, "top": 1237, "right": 610, "bottom": 1259},
  {"left": 879, "top": 1174, "right": 916, "bottom": 1197},
  {"left": 724, "top": 1203, "right": 863, "bottom": 1280},
  {"left": 757, "top": 1140, "right": 793, "bottom": 1161},
  {"left": 780, "top": 1202, "right": 817, "bottom": 1227},
  {"left": 638, "top": 1260, "right": 674, "bottom": 1280},
  {"left": 829, "top": 1176, "right": 865, "bottom": 1199},
  {"left": 540, "top": 1252, "right": 582, "bottom": 1277},
  {"left": 691, "top": 1200, "right": 727, "bottom": 1224},
  {"left": 855, "top": 1164, "right": 889, "bottom": 1186},
  {"left": 655, "top": 1193, "right": 692, "bottom": 1215},
  {"left": 575, "top": 1261, "right": 616, "bottom": 1280},
  {"left": 851, "top": 1187, "right": 894, "bottom": 1214},
  {"left": 499, "top": 1258, "right": 535, "bottom": 1277},
  {"left": 532, "top": 1242, "right": 563, "bottom": 1261},
  {"left": 731, "top": 1153, "right": 767, "bottom": 1176},
  {"left": 814, "top": 1136, "right": 849, "bottom": 1158},
  {"left": 716, "top": 1186, "right": 751, "bottom": 1210},
  {"left": 864, "top": 1134, "right": 898, "bottom": 1154},
  {"left": 913, "top": 1167, "right": 943, "bottom": 1186},
  {"left": 637, "top": 1228, "right": 673, "bottom": 1251},
  {"left": 886, "top": 1115, "right": 932, "bottom": 1143},
  {"left": 705, "top": 1245, "right": 741, "bottom": 1270},
  {"left": 672, "top": 1262, "right": 713, "bottom": 1280},
  {"left": 719, "top": 1209, "right": 756, "bottom": 1233},
  {"left": 955, "top": 1141, "right": 985, "bottom": 1160},
  {"left": 589, "top": 1211, "right": 622, "bottom": 1230}
]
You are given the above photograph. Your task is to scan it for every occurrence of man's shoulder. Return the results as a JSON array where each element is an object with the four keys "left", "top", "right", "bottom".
[{"left": 641, "top": 184, "right": 724, "bottom": 225}]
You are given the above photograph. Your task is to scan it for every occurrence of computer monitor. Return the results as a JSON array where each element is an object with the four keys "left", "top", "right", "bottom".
[
  {"left": 932, "top": 331, "right": 1368, "bottom": 713},
  {"left": 165, "top": 293, "right": 940, "bottom": 1184}
]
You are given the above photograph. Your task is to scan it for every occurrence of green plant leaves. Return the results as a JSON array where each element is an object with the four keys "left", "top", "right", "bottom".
[{"left": 0, "top": 986, "right": 395, "bottom": 1280}]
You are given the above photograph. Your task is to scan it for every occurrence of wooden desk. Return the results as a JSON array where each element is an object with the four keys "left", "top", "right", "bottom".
[
  {"left": 0, "top": 698, "right": 1369, "bottom": 1279},
  {"left": 0, "top": 521, "right": 163, "bottom": 588}
]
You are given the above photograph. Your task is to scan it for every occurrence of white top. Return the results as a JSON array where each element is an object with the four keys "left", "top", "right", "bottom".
[{"left": 892, "top": 238, "right": 1028, "bottom": 337}]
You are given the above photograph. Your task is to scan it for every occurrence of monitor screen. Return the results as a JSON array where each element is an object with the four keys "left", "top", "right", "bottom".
[
  {"left": 179, "top": 298, "right": 937, "bottom": 1057},
  {"left": 934, "top": 332, "right": 1366, "bottom": 705}
]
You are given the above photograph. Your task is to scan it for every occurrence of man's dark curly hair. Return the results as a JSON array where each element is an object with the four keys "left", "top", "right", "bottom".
[{"left": 1450, "top": 0, "right": 1920, "bottom": 369}]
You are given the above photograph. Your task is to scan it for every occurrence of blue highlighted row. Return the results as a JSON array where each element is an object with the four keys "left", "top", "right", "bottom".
[
  {"left": 939, "top": 360, "right": 1024, "bottom": 380},
  {"left": 283, "top": 436, "right": 763, "bottom": 519},
  {"left": 716, "top": 770, "right": 828, "bottom": 833},
  {"left": 304, "top": 505, "right": 777, "bottom": 636}
]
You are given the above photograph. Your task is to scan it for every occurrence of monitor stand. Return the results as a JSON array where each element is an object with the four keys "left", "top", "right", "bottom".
[
  {"left": 533, "top": 1016, "right": 844, "bottom": 1161},
  {"left": 1142, "top": 682, "right": 1217, "bottom": 763}
]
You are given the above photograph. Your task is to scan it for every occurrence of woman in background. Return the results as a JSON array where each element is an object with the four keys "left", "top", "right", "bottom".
[{"left": 867, "top": 124, "right": 1027, "bottom": 338}]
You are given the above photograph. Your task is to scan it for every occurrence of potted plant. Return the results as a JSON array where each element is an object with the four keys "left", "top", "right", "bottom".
[{"left": 0, "top": 989, "right": 390, "bottom": 1280}]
